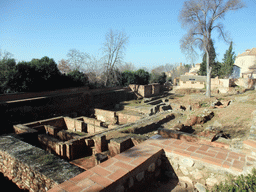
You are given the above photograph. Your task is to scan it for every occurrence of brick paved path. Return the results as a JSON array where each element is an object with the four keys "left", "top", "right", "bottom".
[
  {"left": 49, "top": 136, "right": 256, "bottom": 192},
  {"left": 147, "top": 137, "right": 249, "bottom": 172}
]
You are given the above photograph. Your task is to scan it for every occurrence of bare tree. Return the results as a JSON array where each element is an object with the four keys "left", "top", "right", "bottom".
[
  {"left": 58, "top": 59, "right": 72, "bottom": 74},
  {"left": 119, "top": 62, "right": 136, "bottom": 72},
  {"left": 102, "top": 29, "right": 129, "bottom": 86},
  {"left": 179, "top": 0, "right": 244, "bottom": 97},
  {"left": 67, "top": 49, "right": 90, "bottom": 72}
]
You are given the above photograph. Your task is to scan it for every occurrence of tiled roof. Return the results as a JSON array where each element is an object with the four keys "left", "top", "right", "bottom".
[{"left": 237, "top": 48, "right": 256, "bottom": 57}]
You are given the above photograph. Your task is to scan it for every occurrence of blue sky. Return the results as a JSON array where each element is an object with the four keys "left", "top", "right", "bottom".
[{"left": 1, "top": 0, "right": 255, "bottom": 70}]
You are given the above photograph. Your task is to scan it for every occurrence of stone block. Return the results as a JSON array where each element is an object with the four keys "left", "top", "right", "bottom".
[
  {"left": 181, "top": 158, "right": 195, "bottom": 167},
  {"left": 13, "top": 124, "right": 38, "bottom": 135},
  {"left": 94, "top": 135, "right": 108, "bottom": 153},
  {"left": 195, "top": 183, "right": 206, "bottom": 192},
  {"left": 128, "top": 177, "right": 134, "bottom": 188},
  {"left": 148, "top": 163, "right": 155, "bottom": 172},
  {"left": 136, "top": 171, "right": 144, "bottom": 181},
  {"left": 179, "top": 166, "right": 189, "bottom": 175}
]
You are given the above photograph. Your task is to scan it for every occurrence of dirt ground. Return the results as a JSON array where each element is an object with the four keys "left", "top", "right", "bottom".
[
  {"left": 106, "top": 88, "right": 256, "bottom": 145},
  {"left": 165, "top": 89, "right": 256, "bottom": 140}
]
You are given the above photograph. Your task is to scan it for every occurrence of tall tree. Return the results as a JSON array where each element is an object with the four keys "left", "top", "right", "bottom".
[
  {"left": 179, "top": 0, "right": 244, "bottom": 97},
  {"left": 0, "top": 58, "right": 16, "bottom": 93},
  {"left": 102, "top": 29, "right": 129, "bottom": 86},
  {"left": 199, "top": 39, "right": 221, "bottom": 77},
  {"left": 199, "top": 39, "right": 216, "bottom": 76},
  {"left": 221, "top": 41, "right": 236, "bottom": 78}
]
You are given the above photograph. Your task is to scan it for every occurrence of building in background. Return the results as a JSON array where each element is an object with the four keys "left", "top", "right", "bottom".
[
  {"left": 234, "top": 48, "right": 256, "bottom": 78},
  {"left": 185, "top": 63, "right": 201, "bottom": 76}
]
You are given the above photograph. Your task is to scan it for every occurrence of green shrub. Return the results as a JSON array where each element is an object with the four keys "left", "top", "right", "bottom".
[{"left": 209, "top": 169, "right": 256, "bottom": 192}]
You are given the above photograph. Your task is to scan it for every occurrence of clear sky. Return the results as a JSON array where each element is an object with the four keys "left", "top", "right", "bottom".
[{"left": 1, "top": 0, "right": 256, "bottom": 71}]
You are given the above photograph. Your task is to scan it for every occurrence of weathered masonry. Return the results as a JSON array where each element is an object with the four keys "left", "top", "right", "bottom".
[{"left": 0, "top": 135, "right": 83, "bottom": 191}]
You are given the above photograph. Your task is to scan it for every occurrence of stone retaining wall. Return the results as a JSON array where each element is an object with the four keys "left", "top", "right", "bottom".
[{"left": 0, "top": 135, "right": 83, "bottom": 191}]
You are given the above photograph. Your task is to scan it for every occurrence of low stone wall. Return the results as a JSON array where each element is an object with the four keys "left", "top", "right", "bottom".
[
  {"left": 94, "top": 108, "right": 117, "bottom": 124},
  {"left": 116, "top": 112, "right": 142, "bottom": 124},
  {"left": 0, "top": 135, "right": 83, "bottom": 191},
  {"left": 16, "top": 116, "right": 86, "bottom": 134},
  {"left": 1, "top": 86, "right": 133, "bottom": 134},
  {"left": 180, "top": 81, "right": 205, "bottom": 89},
  {"left": 108, "top": 137, "right": 135, "bottom": 157},
  {"left": 87, "top": 124, "right": 107, "bottom": 134},
  {"left": 129, "top": 84, "right": 161, "bottom": 98},
  {"left": 211, "top": 78, "right": 231, "bottom": 89},
  {"left": 24, "top": 116, "right": 66, "bottom": 129},
  {"left": 76, "top": 116, "right": 103, "bottom": 127},
  {"left": 64, "top": 117, "right": 86, "bottom": 132},
  {"left": 121, "top": 114, "right": 175, "bottom": 134},
  {"left": 0, "top": 86, "right": 90, "bottom": 102}
]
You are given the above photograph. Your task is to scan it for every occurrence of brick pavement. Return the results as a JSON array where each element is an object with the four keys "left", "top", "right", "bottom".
[{"left": 49, "top": 136, "right": 256, "bottom": 192}]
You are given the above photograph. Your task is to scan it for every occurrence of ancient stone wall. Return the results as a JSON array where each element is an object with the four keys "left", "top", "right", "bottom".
[
  {"left": 151, "top": 83, "right": 161, "bottom": 95},
  {"left": 0, "top": 87, "right": 133, "bottom": 134},
  {"left": 108, "top": 137, "right": 135, "bottom": 157},
  {"left": 0, "top": 86, "right": 90, "bottom": 102},
  {"left": 0, "top": 135, "right": 83, "bottom": 191},
  {"left": 94, "top": 108, "right": 117, "bottom": 124},
  {"left": 76, "top": 116, "right": 103, "bottom": 127},
  {"left": 211, "top": 77, "right": 231, "bottom": 89},
  {"left": 116, "top": 112, "right": 142, "bottom": 124},
  {"left": 129, "top": 84, "right": 161, "bottom": 98},
  {"left": 64, "top": 117, "right": 86, "bottom": 132},
  {"left": 48, "top": 140, "right": 173, "bottom": 192},
  {"left": 87, "top": 124, "right": 107, "bottom": 134},
  {"left": 179, "top": 80, "right": 205, "bottom": 89}
]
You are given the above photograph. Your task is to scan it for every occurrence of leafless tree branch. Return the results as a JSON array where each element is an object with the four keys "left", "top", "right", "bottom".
[{"left": 179, "top": 0, "right": 245, "bottom": 97}]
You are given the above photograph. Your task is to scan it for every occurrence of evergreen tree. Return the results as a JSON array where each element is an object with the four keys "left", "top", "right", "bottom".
[
  {"left": 221, "top": 41, "right": 236, "bottom": 78},
  {"left": 198, "top": 40, "right": 220, "bottom": 78}
]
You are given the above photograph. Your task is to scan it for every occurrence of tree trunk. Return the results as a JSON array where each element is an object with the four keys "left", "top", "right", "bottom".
[{"left": 206, "top": 50, "right": 212, "bottom": 97}]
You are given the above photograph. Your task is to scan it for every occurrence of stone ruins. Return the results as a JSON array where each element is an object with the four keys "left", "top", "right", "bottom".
[{"left": 0, "top": 84, "right": 256, "bottom": 192}]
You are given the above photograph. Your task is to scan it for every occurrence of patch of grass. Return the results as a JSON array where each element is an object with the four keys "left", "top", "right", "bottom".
[
  {"left": 120, "top": 125, "right": 134, "bottom": 133},
  {"left": 74, "top": 131, "right": 87, "bottom": 136},
  {"left": 209, "top": 168, "right": 256, "bottom": 192}
]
